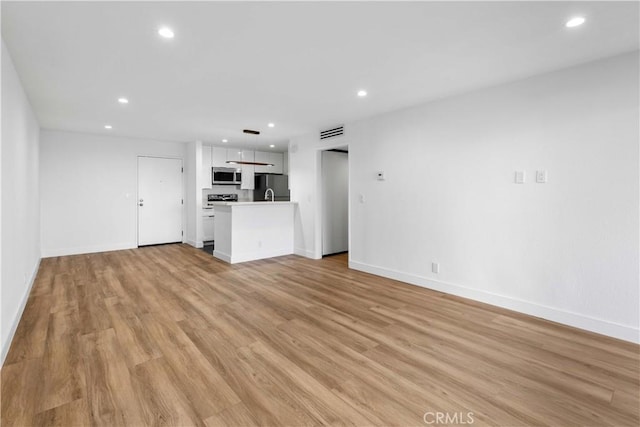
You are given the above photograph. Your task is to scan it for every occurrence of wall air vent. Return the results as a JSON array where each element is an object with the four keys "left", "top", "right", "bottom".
[{"left": 320, "top": 126, "right": 344, "bottom": 140}]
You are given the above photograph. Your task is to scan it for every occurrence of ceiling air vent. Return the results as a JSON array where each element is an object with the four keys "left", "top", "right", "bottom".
[{"left": 320, "top": 126, "right": 344, "bottom": 140}]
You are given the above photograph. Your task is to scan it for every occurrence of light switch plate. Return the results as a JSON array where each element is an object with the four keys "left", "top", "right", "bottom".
[
  {"left": 376, "top": 171, "right": 385, "bottom": 181},
  {"left": 515, "top": 171, "right": 526, "bottom": 184},
  {"left": 536, "top": 170, "right": 547, "bottom": 183}
]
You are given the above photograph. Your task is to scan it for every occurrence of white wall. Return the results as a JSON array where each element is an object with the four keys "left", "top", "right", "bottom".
[
  {"left": 1, "top": 40, "right": 41, "bottom": 364},
  {"left": 289, "top": 134, "right": 323, "bottom": 259},
  {"left": 40, "top": 130, "right": 186, "bottom": 257},
  {"left": 290, "top": 51, "right": 639, "bottom": 342},
  {"left": 185, "top": 140, "right": 202, "bottom": 248}
]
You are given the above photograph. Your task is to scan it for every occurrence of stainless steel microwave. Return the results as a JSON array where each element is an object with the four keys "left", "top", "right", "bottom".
[{"left": 212, "top": 167, "right": 241, "bottom": 185}]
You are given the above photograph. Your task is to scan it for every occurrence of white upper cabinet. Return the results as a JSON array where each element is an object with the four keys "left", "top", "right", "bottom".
[
  {"left": 227, "top": 149, "right": 243, "bottom": 163},
  {"left": 211, "top": 146, "right": 228, "bottom": 168},
  {"left": 254, "top": 151, "right": 283, "bottom": 174},
  {"left": 240, "top": 150, "right": 255, "bottom": 190},
  {"left": 202, "top": 145, "right": 213, "bottom": 189},
  {"left": 206, "top": 146, "right": 283, "bottom": 188},
  {"left": 205, "top": 144, "right": 262, "bottom": 187},
  {"left": 254, "top": 151, "right": 269, "bottom": 173},
  {"left": 268, "top": 152, "right": 284, "bottom": 174}
]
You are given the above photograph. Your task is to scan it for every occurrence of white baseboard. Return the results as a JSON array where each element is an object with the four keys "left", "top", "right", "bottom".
[
  {"left": 1, "top": 257, "right": 41, "bottom": 366},
  {"left": 186, "top": 239, "right": 204, "bottom": 249},
  {"left": 215, "top": 248, "right": 294, "bottom": 264},
  {"left": 349, "top": 260, "right": 639, "bottom": 344},
  {"left": 212, "top": 249, "right": 231, "bottom": 263},
  {"left": 233, "top": 248, "right": 294, "bottom": 264},
  {"left": 42, "top": 242, "right": 136, "bottom": 258},
  {"left": 294, "top": 247, "right": 320, "bottom": 259}
]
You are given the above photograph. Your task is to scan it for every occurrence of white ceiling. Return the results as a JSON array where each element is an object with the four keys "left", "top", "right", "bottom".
[{"left": 2, "top": 1, "right": 638, "bottom": 151}]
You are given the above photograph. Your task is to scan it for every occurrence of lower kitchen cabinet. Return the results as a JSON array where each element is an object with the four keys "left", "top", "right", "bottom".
[{"left": 203, "top": 213, "right": 215, "bottom": 242}]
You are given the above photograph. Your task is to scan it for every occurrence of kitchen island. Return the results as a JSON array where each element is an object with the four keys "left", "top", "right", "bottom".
[{"left": 210, "top": 201, "right": 297, "bottom": 264}]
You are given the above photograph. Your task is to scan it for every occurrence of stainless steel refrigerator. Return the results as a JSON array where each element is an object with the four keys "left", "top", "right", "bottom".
[{"left": 254, "top": 174, "right": 290, "bottom": 201}]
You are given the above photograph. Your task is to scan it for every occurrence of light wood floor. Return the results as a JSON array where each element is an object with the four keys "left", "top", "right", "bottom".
[{"left": 2, "top": 244, "right": 638, "bottom": 426}]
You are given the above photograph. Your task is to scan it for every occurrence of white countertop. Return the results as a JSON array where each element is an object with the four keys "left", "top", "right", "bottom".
[{"left": 209, "top": 201, "right": 297, "bottom": 207}]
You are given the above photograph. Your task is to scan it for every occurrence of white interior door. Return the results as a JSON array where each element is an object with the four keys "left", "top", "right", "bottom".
[{"left": 138, "top": 156, "right": 183, "bottom": 246}]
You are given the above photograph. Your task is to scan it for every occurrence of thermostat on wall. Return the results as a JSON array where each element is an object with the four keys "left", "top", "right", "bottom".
[{"left": 376, "top": 171, "right": 385, "bottom": 181}]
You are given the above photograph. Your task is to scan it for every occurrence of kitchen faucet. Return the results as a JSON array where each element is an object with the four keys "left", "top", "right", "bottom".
[{"left": 265, "top": 188, "right": 275, "bottom": 202}]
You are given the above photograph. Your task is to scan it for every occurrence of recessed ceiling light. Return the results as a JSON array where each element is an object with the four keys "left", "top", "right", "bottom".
[
  {"left": 118, "top": 97, "right": 129, "bottom": 104},
  {"left": 104, "top": 125, "right": 112, "bottom": 129},
  {"left": 565, "top": 16, "right": 585, "bottom": 28},
  {"left": 268, "top": 123, "right": 275, "bottom": 128},
  {"left": 222, "top": 139, "right": 228, "bottom": 143},
  {"left": 158, "top": 27, "right": 175, "bottom": 39},
  {"left": 269, "top": 144, "right": 275, "bottom": 148},
  {"left": 357, "top": 90, "right": 367, "bottom": 97}
]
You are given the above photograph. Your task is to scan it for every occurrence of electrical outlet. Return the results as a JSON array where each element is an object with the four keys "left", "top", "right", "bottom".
[
  {"left": 536, "top": 170, "right": 547, "bottom": 183},
  {"left": 432, "top": 262, "right": 440, "bottom": 274},
  {"left": 359, "top": 194, "right": 366, "bottom": 204}
]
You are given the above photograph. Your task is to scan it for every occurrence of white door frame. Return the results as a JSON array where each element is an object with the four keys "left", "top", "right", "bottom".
[
  {"left": 314, "top": 141, "right": 350, "bottom": 260},
  {"left": 136, "top": 155, "right": 185, "bottom": 246}
]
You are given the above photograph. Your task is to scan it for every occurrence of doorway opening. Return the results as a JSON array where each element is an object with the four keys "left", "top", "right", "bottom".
[{"left": 321, "top": 148, "right": 349, "bottom": 257}]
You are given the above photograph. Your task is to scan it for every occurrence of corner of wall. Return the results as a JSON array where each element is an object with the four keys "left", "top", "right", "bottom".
[
  {"left": 0, "top": 257, "right": 41, "bottom": 365},
  {"left": 294, "top": 247, "right": 320, "bottom": 259},
  {"left": 1, "top": 39, "right": 43, "bottom": 367}
]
